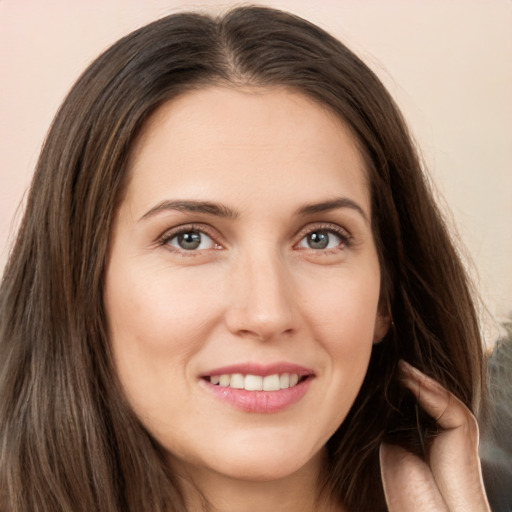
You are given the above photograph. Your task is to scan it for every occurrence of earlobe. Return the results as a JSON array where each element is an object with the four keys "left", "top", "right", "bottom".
[{"left": 373, "top": 310, "right": 391, "bottom": 344}]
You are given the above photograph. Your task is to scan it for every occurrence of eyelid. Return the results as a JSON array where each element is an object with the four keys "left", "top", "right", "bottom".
[
  {"left": 155, "top": 221, "right": 352, "bottom": 254},
  {"left": 294, "top": 222, "right": 353, "bottom": 250},
  {"left": 156, "top": 223, "right": 224, "bottom": 252}
]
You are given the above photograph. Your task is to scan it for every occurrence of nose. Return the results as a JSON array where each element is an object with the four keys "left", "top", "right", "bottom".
[{"left": 224, "top": 251, "right": 297, "bottom": 342}]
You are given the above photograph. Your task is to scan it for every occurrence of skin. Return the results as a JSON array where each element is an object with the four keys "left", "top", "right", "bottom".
[
  {"left": 380, "top": 361, "right": 490, "bottom": 511},
  {"left": 104, "top": 86, "right": 489, "bottom": 511}
]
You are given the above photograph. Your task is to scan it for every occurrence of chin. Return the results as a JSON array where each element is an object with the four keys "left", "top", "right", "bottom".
[
  {"left": 189, "top": 431, "right": 325, "bottom": 483},
  {"left": 211, "top": 450, "right": 318, "bottom": 483}
]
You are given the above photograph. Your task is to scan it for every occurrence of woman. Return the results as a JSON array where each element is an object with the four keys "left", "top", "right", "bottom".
[{"left": 0, "top": 6, "right": 490, "bottom": 511}]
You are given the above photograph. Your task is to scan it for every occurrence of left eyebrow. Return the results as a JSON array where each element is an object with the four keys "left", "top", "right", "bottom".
[
  {"left": 139, "top": 199, "right": 239, "bottom": 221},
  {"left": 296, "top": 197, "right": 369, "bottom": 224}
]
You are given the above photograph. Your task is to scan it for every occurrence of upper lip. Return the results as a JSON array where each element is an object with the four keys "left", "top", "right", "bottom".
[{"left": 200, "top": 362, "right": 314, "bottom": 378}]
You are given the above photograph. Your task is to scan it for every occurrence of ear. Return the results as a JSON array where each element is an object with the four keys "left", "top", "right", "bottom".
[{"left": 373, "top": 307, "right": 391, "bottom": 344}]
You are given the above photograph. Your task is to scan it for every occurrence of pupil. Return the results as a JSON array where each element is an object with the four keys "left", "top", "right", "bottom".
[
  {"left": 178, "top": 231, "right": 201, "bottom": 250},
  {"left": 308, "top": 231, "right": 329, "bottom": 249}
]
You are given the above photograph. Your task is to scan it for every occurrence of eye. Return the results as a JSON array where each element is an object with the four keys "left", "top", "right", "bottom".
[
  {"left": 166, "top": 230, "right": 218, "bottom": 251},
  {"left": 297, "top": 229, "right": 346, "bottom": 250}
]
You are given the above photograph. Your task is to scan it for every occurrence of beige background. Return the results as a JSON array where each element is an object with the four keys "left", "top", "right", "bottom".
[{"left": 1, "top": 0, "right": 511, "bottom": 346}]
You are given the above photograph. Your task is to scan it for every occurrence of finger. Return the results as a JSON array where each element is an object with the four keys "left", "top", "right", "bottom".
[
  {"left": 399, "top": 361, "right": 490, "bottom": 511},
  {"left": 398, "top": 360, "right": 467, "bottom": 430},
  {"left": 380, "top": 443, "right": 448, "bottom": 512}
]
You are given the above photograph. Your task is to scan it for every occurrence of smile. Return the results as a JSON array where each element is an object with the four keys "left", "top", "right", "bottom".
[
  {"left": 208, "top": 373, "right": 302, "bottom": 391},
  {"left": 200, "top": 364, "right": 314, "bottom": 413}
]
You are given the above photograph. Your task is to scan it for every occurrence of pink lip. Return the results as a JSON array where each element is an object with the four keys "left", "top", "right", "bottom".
[
  {"left": 199, "top": 362, "right": 314, "bottom": 413},
  {"left": 200, "top": 362, "right": 314, "bottom": 378}
]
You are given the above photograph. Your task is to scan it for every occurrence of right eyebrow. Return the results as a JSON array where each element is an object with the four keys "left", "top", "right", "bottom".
[
  {"left": 138, "top": 200, "right": 240, "bottom": 222},
  {"left": 295, "top": 197, "right": 370, "bottom": 225}
]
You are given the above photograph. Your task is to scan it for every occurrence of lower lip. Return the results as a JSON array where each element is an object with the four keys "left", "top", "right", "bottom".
[{"left": 201, "top": 377, "right": 312, "bottom": 413}]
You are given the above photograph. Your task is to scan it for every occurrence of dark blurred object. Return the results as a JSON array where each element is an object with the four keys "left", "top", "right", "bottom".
[{"left": 480, "top": 316, "right": 512, "bottom": 512}]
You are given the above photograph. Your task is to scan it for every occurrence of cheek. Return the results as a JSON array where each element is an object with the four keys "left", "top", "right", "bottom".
[
  {"left": 103, "top": 263, "right": 223, "bottom": 403},
  {"left": 106, "top": 263, "right": 218, "bottom": 346},
  {"left": 301, "top": 268, "right": 380, "bottom": 413},
  {"left": 303, "top": 266, "right": 380, "bottom": 347}
]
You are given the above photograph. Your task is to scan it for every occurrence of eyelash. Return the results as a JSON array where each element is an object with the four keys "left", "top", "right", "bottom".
[
  {"left": 157, "top": 224, "right": 221, "bottom": 256},
  {"left": 296, "top": 223, "right": 353, "bottom": 253},
  {"left": 156, "top": 222, "right": 352, "bottom": 256}
]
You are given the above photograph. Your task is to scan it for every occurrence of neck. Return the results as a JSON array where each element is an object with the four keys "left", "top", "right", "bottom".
[{"left": 174, "top": 450, "right": 345, "bottom": 512}]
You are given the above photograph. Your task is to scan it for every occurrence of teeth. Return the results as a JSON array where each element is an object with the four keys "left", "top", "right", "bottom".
[
  {"left": 263, "top": 374, "right": 280, "bottom": 391},
  {"left": 208, "top": 372, "right": 303, "bottom": 391},
  {"left": 219, "top": 374, "right": 230, "bottom": 387},
  {"left": 230, "top": 373, "right": 245, "bottom": 389},
  {"left": 279, "top": 373, "right": 290, "bottom": 389},
  {"left": 245, "top": 374, "right": 263, "bottom": 391}
]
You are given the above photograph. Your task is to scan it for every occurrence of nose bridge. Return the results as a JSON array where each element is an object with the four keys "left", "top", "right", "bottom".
[{"left": 226, "top": 244, "right": 296, "bottom": 340}]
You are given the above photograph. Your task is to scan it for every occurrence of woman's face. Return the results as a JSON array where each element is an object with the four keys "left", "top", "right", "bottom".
[{"left": 104, "top": 86, "right": 388, "bottom": 483}]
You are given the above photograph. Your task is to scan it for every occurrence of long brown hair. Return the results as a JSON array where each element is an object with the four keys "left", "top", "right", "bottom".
[{"left": 0, "top": 6, "right": 484, "bottom": 511}]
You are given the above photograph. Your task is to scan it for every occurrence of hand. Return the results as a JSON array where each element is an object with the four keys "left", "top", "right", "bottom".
[{"left": 379, "top": 360, "right": 491, "bottom": 511}]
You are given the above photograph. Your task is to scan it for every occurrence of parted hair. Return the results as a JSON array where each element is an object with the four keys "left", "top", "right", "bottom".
[{"left": 0, "top": 6, "right": 484, "bottom": 512}]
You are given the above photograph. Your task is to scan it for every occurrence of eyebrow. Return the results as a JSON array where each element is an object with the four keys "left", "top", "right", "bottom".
[
  {"left": 139, "top": 200, "right": 239, "bottom": 221},
  {"left": 296, "top": 197, "right": 369, "bottom": 224},
  {"left": 139, "top": 197, "right": 369, "bottom": 223}
]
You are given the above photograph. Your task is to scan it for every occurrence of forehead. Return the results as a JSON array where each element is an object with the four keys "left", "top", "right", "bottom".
[{"left": 124, "top": 86, "right": 370, "bottom": 217}]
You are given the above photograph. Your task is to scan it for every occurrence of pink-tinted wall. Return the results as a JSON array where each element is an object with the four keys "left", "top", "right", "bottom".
[{"left": 1, "top": 0, "right": 511, "bottom": 343}]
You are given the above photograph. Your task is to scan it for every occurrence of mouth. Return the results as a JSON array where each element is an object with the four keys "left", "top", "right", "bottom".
[
  {"left": 204, "top": 372, "right": 308, "bottom": 391},
  {"left": 199, "top": 364, "right": 314, "bottom": 413}
]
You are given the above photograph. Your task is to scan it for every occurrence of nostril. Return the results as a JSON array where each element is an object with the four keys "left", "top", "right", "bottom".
[{"left": 234, "top": 327, "right": 295, "bottom": 342}]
